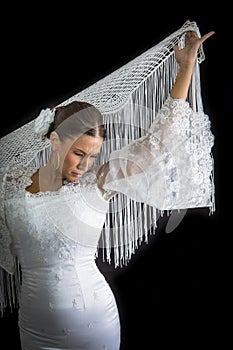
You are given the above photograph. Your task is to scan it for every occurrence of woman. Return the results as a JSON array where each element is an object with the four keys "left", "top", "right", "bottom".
[{"left": 0, "top": 30, "right": 214, "bottom": 349}]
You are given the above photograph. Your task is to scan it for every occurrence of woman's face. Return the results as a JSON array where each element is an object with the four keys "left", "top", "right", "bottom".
[{"left": 51, "top": 132, "right": 104, "bottom": 182}]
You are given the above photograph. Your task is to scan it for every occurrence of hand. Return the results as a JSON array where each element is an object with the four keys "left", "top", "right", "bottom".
[
  {"left": 173, "top": 30, "right": 215, "bottom": 68},
  {"left": 170, "top": 28, "right": 215, "bottom": 100}
]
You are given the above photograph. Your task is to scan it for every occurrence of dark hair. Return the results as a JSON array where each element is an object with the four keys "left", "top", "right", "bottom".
[{"left": 46, "top": 101, "right": 106, "bottom": 141}]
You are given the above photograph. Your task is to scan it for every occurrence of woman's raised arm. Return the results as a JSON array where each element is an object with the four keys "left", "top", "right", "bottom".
[{"left": 170, "top": 29, "right": 215, "bottom": 100}]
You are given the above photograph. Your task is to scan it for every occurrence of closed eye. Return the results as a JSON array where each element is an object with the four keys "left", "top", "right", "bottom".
[
  {"left": 74, "top": 152, "right": 84, "bottom": 157},
  {"left": 74, "top": 152, "right": 98, "bottom": 159}
]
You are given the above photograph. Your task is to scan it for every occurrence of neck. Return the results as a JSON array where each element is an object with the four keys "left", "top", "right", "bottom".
[{"left": 38, "top": 162, "right": 63, "bottom": 192}]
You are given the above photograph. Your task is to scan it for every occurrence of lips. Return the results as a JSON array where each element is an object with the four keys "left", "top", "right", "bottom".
[{"left": 71, "top": 172, "right": 83, "bottom": 179}]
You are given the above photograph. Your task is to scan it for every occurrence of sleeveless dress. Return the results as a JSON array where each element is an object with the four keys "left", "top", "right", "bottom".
[{"left": 0, "top": 97, "right": 215, "bottom": 350}]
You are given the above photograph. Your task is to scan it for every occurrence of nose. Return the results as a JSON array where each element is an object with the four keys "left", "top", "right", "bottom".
[{"left": 78, "top": 156, "right": 90, "bottom": 172}]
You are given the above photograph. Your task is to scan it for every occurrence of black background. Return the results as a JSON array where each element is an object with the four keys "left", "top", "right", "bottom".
[{"left": 0, "top": 4, "right": 228, "bottom": 350}]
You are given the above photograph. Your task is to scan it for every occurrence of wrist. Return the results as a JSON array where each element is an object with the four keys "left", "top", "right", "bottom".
[{"left": 178, "top": 62, "right": 195, "bottom": 73}]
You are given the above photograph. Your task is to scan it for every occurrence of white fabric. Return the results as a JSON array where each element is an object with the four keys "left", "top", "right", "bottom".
[
  {"left": 96, "top": 95, "right": 214, "bottom": 266},
  {"left": 101, "top": 96, "right": 214, "bottom": 210},
  {"left": 4, "top": 166, "right": 120, "bottom": 350},
  {"left": 0, "top": 20, "right": 209, "bottom": 272},
  {"left": 0, "top": 95, "right": 214, "bottom": 349},
  {"left": 0, "top": 20, "right": 203, "bottom": 170},
  {"left": 0, "top": 19, "right": 215, "bottom": 350}
]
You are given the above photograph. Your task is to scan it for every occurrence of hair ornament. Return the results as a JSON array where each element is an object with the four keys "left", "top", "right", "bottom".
[{"left": 34, "top": 108, "right": 55, "bottom": 137}]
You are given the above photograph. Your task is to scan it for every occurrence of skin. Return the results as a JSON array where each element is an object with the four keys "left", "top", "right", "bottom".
[
  {"left": 27, "top": 133, "right": 104, "bottom": 193},
  {"left": 170, "top": 29, "right": 215, "bottom": 100},
  {"left": 52, "top": 132, "right": 104, "bottom": 182},
  {"left": 27, "top": 27, "right": 214, "bottom": 194}
]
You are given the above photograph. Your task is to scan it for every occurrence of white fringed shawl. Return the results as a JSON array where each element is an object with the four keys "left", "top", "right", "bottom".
[{"left": 0, "top": 20, "right": 215, "bottom": 315}]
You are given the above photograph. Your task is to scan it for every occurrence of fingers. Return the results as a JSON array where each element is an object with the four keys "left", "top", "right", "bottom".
[
  {"left": 173, "top": 44, "right": 179, "bottom": 52},
  {"left": 185, "top": 30, "right": 215, "bottom": 42},
  {"left": 184, "top": 30, "right": 198, "bottom": 46},
  {"left": 186, "top": 30, "right": 198, "bottom": 38},
  {"left": 173, "top": 29, "right": 215, "bottom": 54},
  {"left": 200, "top": 31, "right": 215, "bottom": 44}
]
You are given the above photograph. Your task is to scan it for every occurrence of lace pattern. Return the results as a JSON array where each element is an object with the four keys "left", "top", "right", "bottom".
[
  {"left": 102, "top": 96, "right": 214, "bottom": 211},
  {"left": 0, "top": 165, "right": 104, "bottom": 268},
  {"left": 0, "top": 166, "right": 16, "bottom": 274},
  {"left": 0, "top": 21, "right": 215, "bottom": 322},
  {"left": 0, "top": 95, "right": 215, "bottom": 316}
]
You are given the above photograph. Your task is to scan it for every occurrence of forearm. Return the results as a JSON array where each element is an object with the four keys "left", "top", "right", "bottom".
[{"left": 170, "top": 63, "right": 194, "bottom": 100}]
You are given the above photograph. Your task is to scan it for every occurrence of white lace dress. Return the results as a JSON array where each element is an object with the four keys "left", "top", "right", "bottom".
[{"left": 0, "top": 97, "right": 215, "bottom": 350}]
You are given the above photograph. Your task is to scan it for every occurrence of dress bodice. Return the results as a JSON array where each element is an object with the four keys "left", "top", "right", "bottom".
[
  {"left": 0, "top": 96, "right": 215, "bottom": 349},
  {"left": 4, "top": 166, "right": 109, "bottom": 270}
]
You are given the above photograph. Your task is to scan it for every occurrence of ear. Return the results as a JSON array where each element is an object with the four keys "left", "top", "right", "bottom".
[{"left": 49, "top": 131, "right": 61, "bottom": 151}]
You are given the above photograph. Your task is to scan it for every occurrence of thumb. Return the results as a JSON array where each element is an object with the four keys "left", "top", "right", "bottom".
[{"left": 200, "top": 31, "right": 215, "bottom": 44}]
